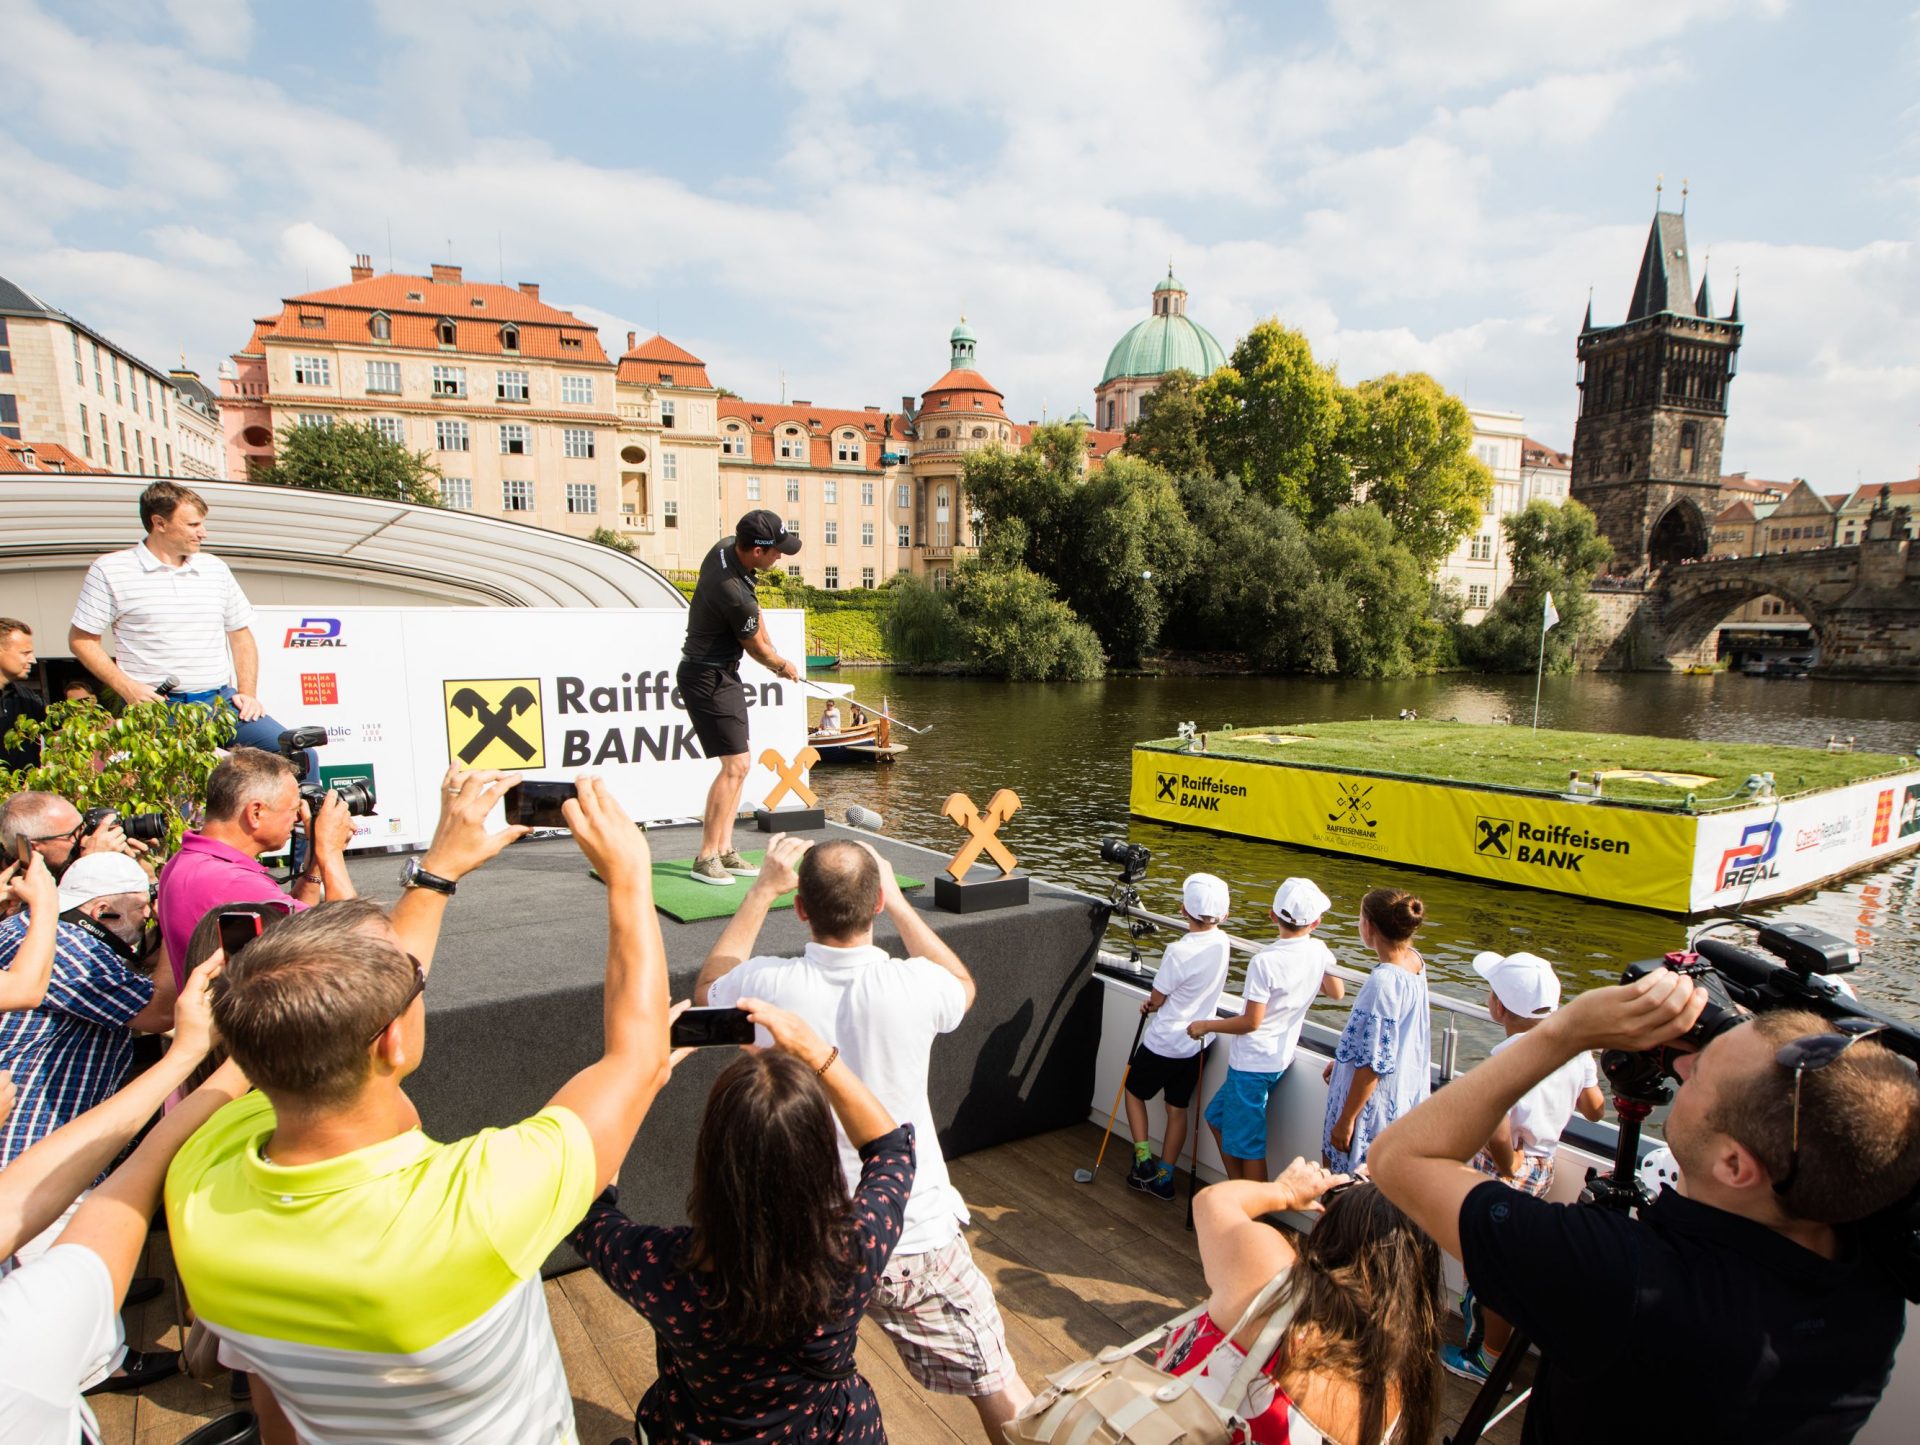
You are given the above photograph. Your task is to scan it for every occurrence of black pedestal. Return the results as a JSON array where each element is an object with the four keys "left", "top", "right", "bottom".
[
  {"left": 756, "top": 806, "right": 825, "bottom": 833},
  {"left": 935, "top": 872, "right": 1031, "bottom": 913}
]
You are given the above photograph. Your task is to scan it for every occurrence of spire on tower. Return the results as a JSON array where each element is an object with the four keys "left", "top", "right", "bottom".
[{"left": 1695, "top": 256, "right": 1712, "bottom": 318}]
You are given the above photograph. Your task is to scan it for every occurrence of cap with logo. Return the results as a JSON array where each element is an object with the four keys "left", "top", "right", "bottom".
[
  {"left": 1270, "top": 876, "right": 1331, "bottom": 927},
  {"left": 1471, "top": 950, "right": 1562, "bottom": 1018},
  {"left": 736, "top": 509, "right": 803, "bottom": 556},
  {"left": 57, "top": 853, "right": 154, "bottom": 911},
  {"left": 1182, "top": 872, "right": 1230, "bottom": 921}
]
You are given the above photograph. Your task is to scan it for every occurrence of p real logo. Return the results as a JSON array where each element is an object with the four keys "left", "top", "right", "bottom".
[
  {"left": 285, "top": 617, "right": 344, "bottom": 648},
  {"left": 1717, "top": 821, "right": 1782, "bottom": 891}
]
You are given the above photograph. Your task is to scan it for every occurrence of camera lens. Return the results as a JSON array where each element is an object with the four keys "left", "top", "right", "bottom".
[{"left": 123, "top": 813, "right": 169, "bottom": 843}]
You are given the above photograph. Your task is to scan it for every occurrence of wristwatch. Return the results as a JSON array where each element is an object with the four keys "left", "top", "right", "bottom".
[{"left": 400, "top": 857, "right": 458, "bottom": 896}]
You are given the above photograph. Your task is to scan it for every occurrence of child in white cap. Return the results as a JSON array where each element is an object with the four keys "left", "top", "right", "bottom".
[
  {"left": 1125, "top": 872, "right": 1232, "bottom": 1202},
  {"left": 1444, "top": 949, "right": 1606, "bottom": 1385},
  {"left": 1187, "top": 877, "right": 1345, "bottom": 1181}
]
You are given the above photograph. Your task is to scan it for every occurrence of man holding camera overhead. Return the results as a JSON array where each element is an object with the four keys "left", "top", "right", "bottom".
[{"left": 155, "top": 747, "right": 357, "bottom": 988}]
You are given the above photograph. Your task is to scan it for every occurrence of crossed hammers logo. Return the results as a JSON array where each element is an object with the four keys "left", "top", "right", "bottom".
[
  {"left": 940, "top": 789, "right": 1021, "bottom": 881},
  {"left": 758, "top": 747, "right": 821, "bottom": 810},
  {"left": 448, "top": 685, "right": 539, "bottom": 764}
]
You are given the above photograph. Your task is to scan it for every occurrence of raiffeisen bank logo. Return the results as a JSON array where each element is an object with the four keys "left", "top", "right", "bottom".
[
  {"left": 284, "top": 617, "right": 344, "bottom": 648},
  {"left": 1716, "top": 822, "right": 1782, "bottom": 891}
]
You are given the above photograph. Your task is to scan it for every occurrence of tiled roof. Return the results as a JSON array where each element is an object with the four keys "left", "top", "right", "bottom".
[
  {"left": 0, "top": 439, "right": 100, "bottom": 473},
  {"left": 716, "top": 399, "right": 897, "bottom": 473},
  {"left": 920, "top": 368, "right": 1006, "bottom": 414},
  {"left": 0, "top": 275, "right": 61, "bottom": 319},
  {"left": 1719, "top": 473, "right": 1790, "bottom": 496},
  {"left": 1713, "top": 499, "right": 1756, "bottom": 524},
  {"left": 1835, "top": 476, "right": 1920, "bottom": 511},
  {"left": 618, "top": 333, "right": 712, "bottom": 389},
  {"left": 1521, "top": 437, "right": 1571, "bottom": 468}
]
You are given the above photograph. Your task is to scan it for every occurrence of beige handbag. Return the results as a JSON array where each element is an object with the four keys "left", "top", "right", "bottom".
[{"left": 1004, "top": 1269, "right": 1297, "bottom": 1444}]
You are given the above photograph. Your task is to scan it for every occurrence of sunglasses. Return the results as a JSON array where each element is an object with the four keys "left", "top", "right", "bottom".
[
  {"left": 1773, "top": 1017, "right": 1885, "bottom": 1196},
  {"left": 28, "top": 822, "right": 84, "bottom": 847},
  {"left": 368, "top": 954, "right": 428, "bottom": 1046}
]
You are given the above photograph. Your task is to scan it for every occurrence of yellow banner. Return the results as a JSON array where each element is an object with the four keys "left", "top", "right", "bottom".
[{"left": 1129, "top": 748, "right": 1699, "bottom": 912}]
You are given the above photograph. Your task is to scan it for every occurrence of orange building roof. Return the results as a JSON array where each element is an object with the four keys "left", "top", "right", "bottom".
[
  {"left": 1835, "top": 476, "right": 1920, "bottom": 511},
  {"left": 716, "top": 399, "right": 897, "bottom": 472},
  {"left": 919, "top": 368, "right": 1006, "bottom": 414},
  {"left": 618, "top": 333, "right": 713, "bottom": 388},
  {"left": 0, "top": 439, "right": 100, "bottom": 473},
  {"left": 1521, "top": 437, "right": 1571, "bottom": 468}
]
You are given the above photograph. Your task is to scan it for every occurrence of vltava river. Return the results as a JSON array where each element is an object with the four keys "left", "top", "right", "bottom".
[{"left": 811, "top": 669, "right": 1920, "bottom": 1050}]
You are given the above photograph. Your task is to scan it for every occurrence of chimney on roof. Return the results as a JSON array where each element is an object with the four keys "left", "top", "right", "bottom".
[
  {"left": 793, "top": 399, "right": 811, "bottom": 407},
  {"left": 518, "top": 281, "right": 540, "bottom": 300},
  {"left": 430, "top": 262, "right": 463, "bottom": 284},
  {"left": 627, "top": 331, "right": 636, "bottom": 352},
  {"left": 902, "top": 396, "right": 915, "bottom": 411},
  {"left": 350, "top": 254, "right": 374, "bottom": 282},
  {"left": 865, "top": 405, "right": 880, "bottom": 412}
]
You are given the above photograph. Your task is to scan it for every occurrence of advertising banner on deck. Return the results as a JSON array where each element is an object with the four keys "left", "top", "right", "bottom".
[
  {"left": 254, "top": 607, "right": 807, "bottom": 850},
  {"left": 1129, "top": 748, "right": 1701, "bottom": 912},
  {"left": 1689, "top": 771, "right": 1920, "bottom": 912}
]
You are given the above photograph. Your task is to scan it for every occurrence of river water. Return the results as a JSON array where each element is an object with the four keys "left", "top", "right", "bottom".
[{"left": 812, "top": 668, "right": 1920, "bottom": 1055}]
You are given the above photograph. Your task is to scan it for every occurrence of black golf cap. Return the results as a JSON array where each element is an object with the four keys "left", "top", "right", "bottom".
[{"left": 737, "top": 508, "right": 802, "bottom": 555}]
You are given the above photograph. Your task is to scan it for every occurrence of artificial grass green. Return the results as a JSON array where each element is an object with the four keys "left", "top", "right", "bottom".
[
  {"left": 1137, "top": 721, "right": 1913, "bottom": 812},
  {"left": 649, "top": 850, "right": 924, "bottom": 923}
]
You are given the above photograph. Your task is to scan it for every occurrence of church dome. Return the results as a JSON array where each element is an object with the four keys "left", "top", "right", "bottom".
[
  {"left": 1100, "top": 270, "right": 1226, "bottom": 386},
  {"left": 950, "top": 318, "right": 976, "bottom": 344}
]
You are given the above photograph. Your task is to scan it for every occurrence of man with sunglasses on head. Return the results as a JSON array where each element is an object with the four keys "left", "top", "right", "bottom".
[{"left": 1370, "top": 967, "right": 1920, "bottom": 1444}]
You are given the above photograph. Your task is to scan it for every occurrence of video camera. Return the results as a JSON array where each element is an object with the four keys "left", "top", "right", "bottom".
[
  {"left": 81, "top": 805, "right": 168, "bottom": 845},
  {"left": 277, "top": 726, "right": 376, "bottom": 819}
]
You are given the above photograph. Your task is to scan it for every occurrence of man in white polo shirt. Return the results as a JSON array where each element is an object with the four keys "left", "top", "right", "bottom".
[{"left": 67, "top": 481, "right": 301, "bottom": 765}]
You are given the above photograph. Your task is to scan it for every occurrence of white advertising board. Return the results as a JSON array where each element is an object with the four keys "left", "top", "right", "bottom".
[
  {"left": 1688, "top": 770, "right": 1920, "bottom": 912},
  {"left": 253, "top": 606, "right": 809, "bottom": 850}
]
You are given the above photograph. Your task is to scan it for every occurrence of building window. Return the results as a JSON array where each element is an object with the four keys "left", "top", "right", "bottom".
[
  {"left": 502, "top": 478, "right": 534, "bottom": 511},
  {"left": 436, "top": 419, "right": 470, "bottom": 452},
  {"left": 164, "top": 442, "right": 173, "bottom": 473},
  {"left": 0, "top": 319, "right": 10, "bottom": 374},
  {"left": 436, "top": 317, "right": 457, "bottom": 347},
  {"left": 1468, "top": 584, "right": 1490, "bottom": 609},
  {"left": 0, "top": 394, "right": 18, "bottom": 440},
  {"left": 778, "top": 429, "right": 805, "bottom": 460},
  {"left": 786, "top": 565, "right": 802, "bottom": 579},
  {"left": 118, "top": 421, "right": 128, "bottom": 468},
  {"left": 786, "top": 478, "right": 800, "bottom": 503},
  {"left": 291, "top": 354, "right": 330, "bottom": 386},
  {"left": 861, "top": 481, "right": 874, "bottom": 506},
  {"left": 371, "top": 416, "right": 406, "bottom": 444},
  {"left": 496, "top": 369, "right": 530, "bottom": 402},
  {"left": 664, "top": 499, "right": 679, "bottom": 528},
  {"left": 92, "top": 342, "right": 103, "bottom": 395},
  {"left": 441, "top": 477, "right": 473, "bottom": 509},
  {"left": 746, "top": 476, "right": 761, "bottom": 500},
  {"left": 561, "top": 374, "right": 594, "bottom": 405},
  {"left": 431, "top": 365, "right": 467, "bottom": 398},
  {"left": 1679, "top": 422, "right": 1698, "bottom": 475},
  {"left": 897, "top": 523, "right": 910, "bottom": 548},
  {"left": 836, "top": 433, "right": 861, "bottom": 463},
  {"left": 897, "top": 483, "right": 910, "bottom": 509},
  {"left": 145, "top": 375, "right": 156, "bottom": 421},
  {"left": 1469, "top": 534, "right": 1493, "bottom": 561},
  {"left": 660, "top": 399, "right": 676, "bottom": 429},
  {"left": 662, "top": 450, "right": 678, "bottom": 480},
  {"left": 71, "top": 330, "right": 83, "bottom": 384},
  {"left": 824, "top": 566, "right": 840, "bottom": 589},
  {"left": 931, "top": 568, "right": 950, "bottom": 591},
  {"left": 861, "top": 522, "right": 874, "bottom": 546},
  {"left": 824, "top": 521, "right": 838, "bottom": 545},
  {"left": 370, "top": 311, "right": 392, "bottom": 341},
  {"left": 861, "top": 567, "right": 875, "bottom": 588},
  {"left": 786, "top": 517, "right": 800, "bottom": 539},
  {"left": 563, "top": 427, "right": 595, "bottom": 459},
  {"left": 366, "top": 360, "right": 401, "bottom": 393},
  {"left": 295, "top": 412, "right": 333, "bottom": 429},
  {"left": 500, "top": 424, "right": 531, "bottom": 455},
  {"left": 721, "top": 426, "right": 748, "bottom": 455},
  {"left": 824, "top": 479, "right": 838, "bottom": 505},
  {"left": 565, "top": 482, "right": 598, "bottom": 514},
  {"left": 499, "top": 324, "right": 520, "bottom": 353},
  {"left": 79, "top": 404, "right": 91, "bottom": 456}
]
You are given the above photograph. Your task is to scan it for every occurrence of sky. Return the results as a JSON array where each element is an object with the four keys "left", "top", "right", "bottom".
[{"left": 4, "top": 0, "right": 1916, "bottom": 483}]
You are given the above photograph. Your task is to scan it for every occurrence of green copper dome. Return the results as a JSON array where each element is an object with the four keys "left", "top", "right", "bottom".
[
  {"left": 1100, "top": 309, "right": 1226, "bottom": 385},
  {"left": 1153, "top": 272, "right": 1186, "bottom": 294},
  {"left": 950, "top": 318, "right": 976, "bottom": 343}
]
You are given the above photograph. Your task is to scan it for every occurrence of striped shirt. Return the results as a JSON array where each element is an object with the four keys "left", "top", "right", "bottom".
[
  {"left": 0, "top": 915, "right": 154, "bottom": 1168},
  {"left": 166, "top": 1094, "right": 596, "bottom": 1444},
  {"left": 69, "top": 542, "right": 253, "bottom": 691}
]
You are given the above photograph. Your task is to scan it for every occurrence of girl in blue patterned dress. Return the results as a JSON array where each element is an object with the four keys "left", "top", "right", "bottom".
[{"left": 1322, "top": 888, "right": 1430, "bottom": 1173}]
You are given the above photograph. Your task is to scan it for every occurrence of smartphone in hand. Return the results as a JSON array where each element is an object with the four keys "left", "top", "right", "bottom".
[
  {"left": 506, "top": 781, "right": 578, "bottom": 830},
  {"left": 218, "top": 910, "right": 265, "bottom": 959},
  {"left": 670, "top": 1007, "right": 757, "bottom": 1048}
]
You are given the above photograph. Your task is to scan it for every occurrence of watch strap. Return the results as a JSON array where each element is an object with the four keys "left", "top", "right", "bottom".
[{"left": 403, "top": 860, "right": 457, "bottom": 896}]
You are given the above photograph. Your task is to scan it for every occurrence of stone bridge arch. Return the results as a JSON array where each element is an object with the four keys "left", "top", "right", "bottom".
[
  {"left": 1648, "top": 553, "right": 1848, "bottom": 664},
  {"left": 1655, "top": 574, "right": 1830, "bottom": 660}
]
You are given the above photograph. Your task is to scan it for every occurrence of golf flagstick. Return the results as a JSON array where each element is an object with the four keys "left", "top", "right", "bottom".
[
  {"left": 796, "top": 678, "right": 933, "bottom": 735},
  {"left": 1074, "top": 1010, "right": 1149, "bottom": 1185}
]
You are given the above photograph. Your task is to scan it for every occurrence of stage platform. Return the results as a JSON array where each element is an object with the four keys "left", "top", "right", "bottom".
[
  {"left": 342, "top": 821, "right": 1107, "bottom": 1267},
  {"left": 1131, "top": 722, "right": 1920, "bottom": 915}
]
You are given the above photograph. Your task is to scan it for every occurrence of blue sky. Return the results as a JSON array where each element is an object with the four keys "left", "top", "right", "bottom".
[{"left": 4, "top": 0, "right": 1916, "bottom": 482}]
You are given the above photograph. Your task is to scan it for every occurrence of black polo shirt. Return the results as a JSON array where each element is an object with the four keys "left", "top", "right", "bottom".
[
  {"left": 0, "top": 682, "right": 46, "bottom": 771},
  {"left": 681, "top": 538, "right": 762, "bottom": 667},
  {"left": 1459, "top": 1179, "right": 1904, "bottom": 1443}
]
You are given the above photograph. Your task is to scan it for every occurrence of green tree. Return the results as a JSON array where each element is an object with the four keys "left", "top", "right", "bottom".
[
  {"left": 1195, "top": 320, "right": 1350, "bottom": 517},
  {"left": 882, "top": 573, "right": 960, "bottom": 664},
  {"left": 259, "top": 421, "right": 444, "bottom": 505},
  {"left": 1341, "top": 372, "right": 1492, "bottom": 567},
  {"left": 1306, "top": 505, "right": 1434, "bottom": 677},
  {"left": 1459, "top": 499, "right": 1613, "bottom": 672},
  {"left": 1164, "top": 472, "right": 1324, "bottom": 669},
  {"left": 961, "top": 426, "right": 1079, "bottom": 574},
  {"left": 947, "top": 559, "right": 1104, "bottom": 680},
  {"left": 1123, "top": 369, "right": 1212, "bottom": 478},
  {"left": 588, "top": 526, "right": 635, "bottom": 554}
]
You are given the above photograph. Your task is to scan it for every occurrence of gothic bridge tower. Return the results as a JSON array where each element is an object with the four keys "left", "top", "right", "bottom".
[{"left": 1572, "top": 203, "right": 1743, "bottom": 570}]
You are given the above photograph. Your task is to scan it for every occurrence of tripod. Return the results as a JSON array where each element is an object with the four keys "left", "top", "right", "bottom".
[{"left": 1446, "top": 1093, "right": 1659, "bottom": 1443}]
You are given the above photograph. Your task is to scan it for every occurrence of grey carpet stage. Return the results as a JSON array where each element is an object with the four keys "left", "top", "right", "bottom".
[{"left": 343, "top": 823, "right": 1108, "bottom": 1270}]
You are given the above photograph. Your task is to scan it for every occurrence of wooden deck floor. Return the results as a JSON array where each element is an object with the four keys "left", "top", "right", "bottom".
[{"left": 99, "top": 1123, "right": 1526, "bottom": 1444}]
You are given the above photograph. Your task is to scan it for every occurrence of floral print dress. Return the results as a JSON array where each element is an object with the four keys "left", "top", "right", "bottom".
[
  {"left": 568, "top": 1123, "right": 916, "bottom": 1443},
  {"left": 1322, "top": 960, "right": 1430, "bottom": 1173}
]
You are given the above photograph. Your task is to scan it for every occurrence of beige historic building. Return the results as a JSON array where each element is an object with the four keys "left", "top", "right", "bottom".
[
  {"left": 613, "top": 333, "right": 724, "bottom": 573},
  {"left": 1, "top": 274, "right": 221, "bottom": 478},
  {"left": 168, "top": 364, "right": 224, "bottom": 480},
  {"left": 220, "top": 257, "right": 619, "bottom": 539},
  {"left": 1432, "top": 412, "right": 1577, "bottom": 622}
]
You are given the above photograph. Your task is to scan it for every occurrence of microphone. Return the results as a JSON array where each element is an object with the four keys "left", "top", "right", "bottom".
[
  {"left": 846, "top": 806, "right": 885, "bottom": 833},
  {"left": 155, "top": 675, "right": 181, "bottom": 698}
]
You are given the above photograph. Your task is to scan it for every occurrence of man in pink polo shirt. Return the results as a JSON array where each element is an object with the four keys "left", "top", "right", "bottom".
[{"left": 156, "top": 747, "right": 357, "bottom": 985}]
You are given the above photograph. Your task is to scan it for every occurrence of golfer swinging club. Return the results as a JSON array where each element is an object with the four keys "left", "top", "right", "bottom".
[{"left": 678, "top": 509, "right": 803, "bottom": 886}]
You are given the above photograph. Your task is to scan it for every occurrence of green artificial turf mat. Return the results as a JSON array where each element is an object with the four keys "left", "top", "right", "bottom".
[{"left": 647, "top": 850, "right": 924, "bottom": 923}]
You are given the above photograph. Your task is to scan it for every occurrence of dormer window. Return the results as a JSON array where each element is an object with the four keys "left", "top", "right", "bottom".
[
  {"left": 471, "top": 297, "right": 487, "bottom": 308},
  {"left": 406, "top": 290, "right": 424, "bottom": 302},
  {"left": 778, "top": 429, "right": 806, "bottom": 461},
  {"left": 369, "top": 311, "right": 392, "bottom": 342},
  {"left": 559, "top": 333, "right": 583, "bottom": 350},
  {"left": 500, "top": 324, "right": 520, "bottom": 352},
  {"left": 836, "top": 432, "right": 862, "bottom": 464},
  {"left": 436, "top": 317, "right": 457, "bottom": 347}
]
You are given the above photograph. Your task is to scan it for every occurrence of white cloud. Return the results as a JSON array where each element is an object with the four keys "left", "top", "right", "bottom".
[
  {"left": 165, "top": 0, "right": 253, "bottom": 62},
  {"left": 147, "top": 225, "right": 251, "bottom": 271},
  {"left": 1437, "top": 65, "right": 1683, "bottom": 148},
  {"left": 276, "top": 223, "right": 354, "bottom": 290}
]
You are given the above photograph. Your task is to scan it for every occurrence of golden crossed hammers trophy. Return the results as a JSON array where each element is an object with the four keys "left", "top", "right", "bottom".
[
  {"left": 754, "top": 746, "right": 825, "bottom": 833},
  {"left": 934, "top": 788, "right": 1030, "bottom": 912}
]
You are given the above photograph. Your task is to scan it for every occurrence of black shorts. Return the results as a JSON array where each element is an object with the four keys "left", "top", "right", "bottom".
[
  {"left": 1126, "top": 1044, "right": 1204, "bottom": 1109},
  {"left": 676, "top": 659, "right": 750, "bottom": 758}
]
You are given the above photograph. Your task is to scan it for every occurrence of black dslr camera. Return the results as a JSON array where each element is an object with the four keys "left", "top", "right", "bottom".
[
  {"left": 1099, "top": 836, "right": 1152, "bottom": 885},
  {"left": 81, "top": 806, "right": 169, "bottom": 844},
  {"left": 278, "top": 726, "right": 376, "bottom": 819}
]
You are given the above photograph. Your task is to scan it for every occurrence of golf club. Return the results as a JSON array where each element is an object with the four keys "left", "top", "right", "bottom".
[
  {"left": 1074, "top": 1010, "right": 1149, "bottom": 1184},
  {"left": 797, "top": 678, "right": 934, "bottom": 735}
]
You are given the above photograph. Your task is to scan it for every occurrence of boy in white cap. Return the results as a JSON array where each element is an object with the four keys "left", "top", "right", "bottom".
[
  {"left": 1444, "top": 949, "right": 1606, "bottom": 1384},
  {"left": 1187, "top": 877, "right": 1345, "bottom": 1181},
  {"left": 1125, "top": 872, "right": 1232, "bottom": 1201}
]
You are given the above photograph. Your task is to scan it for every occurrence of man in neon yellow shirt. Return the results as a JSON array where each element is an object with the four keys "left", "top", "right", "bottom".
[{"left": 167, "top": 771, "right": 671, "bottom": 1445}]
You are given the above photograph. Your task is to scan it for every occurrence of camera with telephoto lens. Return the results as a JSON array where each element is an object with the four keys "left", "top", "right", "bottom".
[
  {"left": 1099, "top": 836, "right": 1152, "bottom": 884},
  {"left": 277, "top": 726, "right": 376, "bottom": 819},
  {"left": 80, "top": 806, "right": 169, "bottom": 844}
]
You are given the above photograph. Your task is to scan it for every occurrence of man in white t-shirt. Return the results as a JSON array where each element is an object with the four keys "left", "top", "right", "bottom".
[
  {"left": 695, "top": 835, "right": 1032, "bottom": 1437},
  {"left": 1188, "top": 877, "right": 1346, "bottom": 1180},
  {"left": 1445, "top": 949, "right": 1607, "bottom": 1385},
  {"left": 1124, "top": 872, "right": 1232, "bottom": 1201}
]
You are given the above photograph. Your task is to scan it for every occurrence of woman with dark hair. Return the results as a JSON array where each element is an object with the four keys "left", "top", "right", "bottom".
[
  {"left": 1323, "top": 887, "right": 1430, "bottom": 1172},
  {"left": 1160, "top": 1158, "right": 1443, "bottom": 1444},
  {"left": 569, "top": 996, "right": 912, "bottom": 1443}
]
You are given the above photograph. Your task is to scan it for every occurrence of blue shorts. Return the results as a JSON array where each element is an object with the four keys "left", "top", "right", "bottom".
[{"left": 1205, "top": 1066, "right": 1283, "bottom": 1161}]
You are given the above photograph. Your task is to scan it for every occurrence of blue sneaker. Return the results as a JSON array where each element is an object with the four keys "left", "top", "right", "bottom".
[
  {"left": 1148, "top": 1162, "right": 1177, "bottom": 1202},
  {"left": 1126, "top": 1155, "right": 1159, "bottom": 1192},
  {"left": 1460, "top": 1287, "right": 1480, "bottom": 1345},
  {"left": 1441, "top": 1343, "right": 1493, "bottom": 1384}
]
